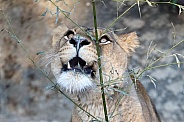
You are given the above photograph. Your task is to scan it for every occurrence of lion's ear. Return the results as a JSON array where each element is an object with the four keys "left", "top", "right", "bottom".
[
  {"left": 117, "top": 32, "right": 139, "bottom": 56},
  {"left": 52, "top": 25, "right": 69, "bottom": 47}
]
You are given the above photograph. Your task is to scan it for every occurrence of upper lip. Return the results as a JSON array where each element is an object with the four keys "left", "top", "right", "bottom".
[{"left": 61, "top": 57, "right": 96, "bottom": 78}]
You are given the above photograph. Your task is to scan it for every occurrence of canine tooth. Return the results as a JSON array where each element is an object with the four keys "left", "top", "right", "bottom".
[
  {"left": 67, "top": 62, "right": 71, "bottom": 69},
  {"left": 64, "top": 36, "right": 69, "bottom": 40},
  {"left": 74, "top": 69, "right": 76, "bottom": 72}
]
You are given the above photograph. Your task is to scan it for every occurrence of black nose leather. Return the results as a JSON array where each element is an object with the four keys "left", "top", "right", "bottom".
[
  {"left": 69, "top": 37, "right": 90, "bottom": 48},
  {"left": 69, "top": 38, "right": 77, "bottom": 46},
  {"left": 80, "top": 39, "right": 90, "bottom": 46}
]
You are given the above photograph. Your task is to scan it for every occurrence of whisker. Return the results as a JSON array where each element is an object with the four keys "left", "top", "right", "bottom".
[
  {"left": 40, "top": 55, "right": 55, "bottom": 65},
  {"left": 38, "top": 50, "right": 58, "bottom": 73}
]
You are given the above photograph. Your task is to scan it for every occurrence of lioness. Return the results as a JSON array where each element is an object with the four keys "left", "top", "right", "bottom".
[{"left": 50, "top": 25, "right": 160, "bottom": 122}]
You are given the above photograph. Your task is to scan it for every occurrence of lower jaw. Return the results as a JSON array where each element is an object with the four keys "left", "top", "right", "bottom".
[{"left": 57, "top": 71, "right": 94, "bottom": 93}]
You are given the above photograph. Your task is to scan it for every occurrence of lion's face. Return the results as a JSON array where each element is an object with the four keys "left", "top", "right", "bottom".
[{"left": 51, "top": 25, "right": 139, "bottom": 93}]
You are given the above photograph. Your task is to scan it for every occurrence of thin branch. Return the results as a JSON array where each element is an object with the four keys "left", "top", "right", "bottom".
[
  {"left": 145, "top": 62, "right": 184, "bottom": 70},
  {"left": 138, "top": 39, "right": 184, "bottom": 78},
  {"left": 92, "top": 0, "right": 109, "bottom": 121},
  {"left": 103, "top": 2, "right": 137, "bottom": 34}
]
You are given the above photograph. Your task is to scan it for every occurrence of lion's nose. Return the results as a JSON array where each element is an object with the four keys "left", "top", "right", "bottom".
[
  {"left": 69, "top": 36, "right": 90, "bottom": 49},
  {"left": 69, "top": 38, "right": 90, "bottom": 47}
]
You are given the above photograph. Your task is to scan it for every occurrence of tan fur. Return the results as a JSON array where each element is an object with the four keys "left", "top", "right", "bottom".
[{"left": 50, "top": 25, "right": 160, "bottom": 122}]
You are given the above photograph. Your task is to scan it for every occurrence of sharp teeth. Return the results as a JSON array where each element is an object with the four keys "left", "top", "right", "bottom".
[
  {"left": 77, "top": 62, "right": 80, "bottom": 67},
  {"left": 64, "top": 36, "right": 69, "bottom": 40},
  {"left": 74, "top": 69, "right": 76, "bottom": 72},
  {"left": 67, "top": 62, "right": 71, "bottom": 69}
]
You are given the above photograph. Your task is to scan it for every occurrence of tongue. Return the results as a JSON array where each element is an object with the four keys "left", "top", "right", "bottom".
[{"left": 69, "top": 57, "right": 86, "bottom": 69}]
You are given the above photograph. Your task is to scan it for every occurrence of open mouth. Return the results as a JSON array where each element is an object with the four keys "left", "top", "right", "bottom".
[{"left": 61, "top": 57, "right": 96, "bottom": 78}]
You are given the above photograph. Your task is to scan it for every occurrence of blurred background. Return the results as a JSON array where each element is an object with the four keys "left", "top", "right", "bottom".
[{"left": 0, "top": 0, "right": 184, "bottom": 122}]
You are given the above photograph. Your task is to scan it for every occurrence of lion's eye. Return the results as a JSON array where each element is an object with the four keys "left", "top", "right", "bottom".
[
  {"left": 99, "top": 35, "right": 111, "bottom": 45},
  {"left": 64, "top": 30, "right": 74, "bottom": 40}
]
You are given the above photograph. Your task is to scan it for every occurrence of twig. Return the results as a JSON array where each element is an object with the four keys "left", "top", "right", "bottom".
[
  {"left": 92, "top": 0, "right": 109, "bottom": 122},
  {"left": 103, "top": 2, "right": 137, "bottom": 34},
  {"left": 137, "top": 39, "right": 184, "bottom": 78}
]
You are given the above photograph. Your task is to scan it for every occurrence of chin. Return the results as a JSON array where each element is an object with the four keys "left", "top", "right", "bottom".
[{"left": 57, "top": 70, "right": 95, "bottom": 94}]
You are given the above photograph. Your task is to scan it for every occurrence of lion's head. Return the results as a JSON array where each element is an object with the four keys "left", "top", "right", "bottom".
[{"left": 50, "top": 25, "right": 139, "bottom": 93}]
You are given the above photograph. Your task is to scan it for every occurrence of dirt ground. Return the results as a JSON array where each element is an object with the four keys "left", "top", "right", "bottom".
[{"left": 0, "top": 0, "right": 184, "bottom": 122}]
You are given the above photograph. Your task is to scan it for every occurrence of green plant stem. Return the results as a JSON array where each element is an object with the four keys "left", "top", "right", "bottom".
[
  {"left": 114, "top": 0, "right": 181, "bottom": 5},
  {"left": 103, "top": 2, "right": 137, "bottom": 34},
  {"left": 137, "top": 39, "right": 184, "bottom": 78},
  {"left": 2, "top": 10, "right": 99, "bottom": 122},
  {"left": 49, "top": 0, "right": 96, "bottom": 40},
  {"left": 145, "top": 62, "right": 184, "bottom": 70},
  {"left": 92, "top": 0, "right": 109, "bottom": 122},
  {"left": 49, "top": 0, "right": 85, "bottom": 32}
]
